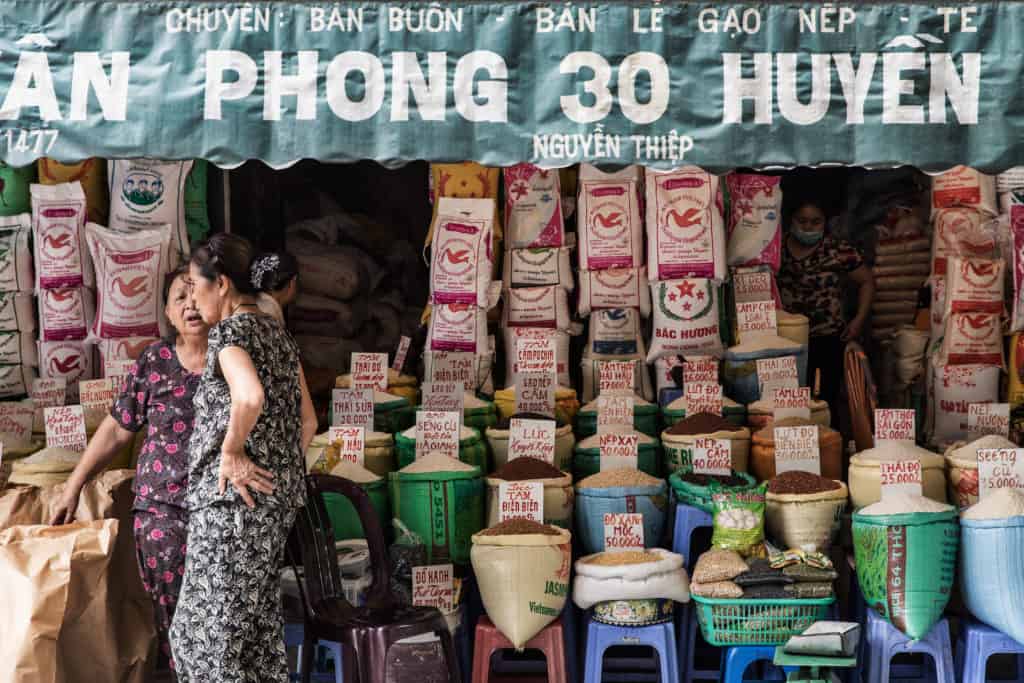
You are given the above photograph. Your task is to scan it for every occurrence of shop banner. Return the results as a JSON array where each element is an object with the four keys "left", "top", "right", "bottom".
[{"left": 0, "top": 1, "right": 1021, "bottom": 170}]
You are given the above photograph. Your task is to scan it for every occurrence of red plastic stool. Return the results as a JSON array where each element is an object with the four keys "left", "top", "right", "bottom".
[{"left": 471, "top": 616, "right": 569, "bottom": 683}]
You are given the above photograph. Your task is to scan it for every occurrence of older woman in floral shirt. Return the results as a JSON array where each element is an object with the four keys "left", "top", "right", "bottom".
[{"left": 52, "top": 265, "right": 209, "bottom": 677}]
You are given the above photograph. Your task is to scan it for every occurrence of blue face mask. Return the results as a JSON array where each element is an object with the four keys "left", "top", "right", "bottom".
[{"left": 791, "top": 227, "right": 824, "bottom": 246}]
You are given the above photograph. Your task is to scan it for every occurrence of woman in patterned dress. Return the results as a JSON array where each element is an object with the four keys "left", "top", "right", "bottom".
[
  {"left": 169, "top": 233, "right": 317, "bottom": 682},
  {"left": 51, "top": 265, "right": 208, "bottom": 676},
  {"left": 777, "top": 199, "right": 875, "bottom": 427}
]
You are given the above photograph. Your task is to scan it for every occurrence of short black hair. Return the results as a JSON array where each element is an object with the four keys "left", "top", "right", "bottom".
[{"left": 190, "top": 233, "right": 259, "bottom": 296}]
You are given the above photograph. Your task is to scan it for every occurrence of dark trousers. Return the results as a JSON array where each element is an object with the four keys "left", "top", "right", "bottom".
[{"left": 808, "top": 334, "right": 845, "bottom": 430}]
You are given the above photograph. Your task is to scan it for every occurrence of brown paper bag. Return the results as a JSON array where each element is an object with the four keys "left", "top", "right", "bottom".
[{"left": 0, "top": 470, "right": 155, "bottom": 683}]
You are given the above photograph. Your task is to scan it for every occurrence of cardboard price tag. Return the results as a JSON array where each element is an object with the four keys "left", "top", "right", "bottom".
[
  {"left": 693, "top": 437, "right": 732, "bottom": 476},
  {"left": 516, "top": 372, "right": 555, "bottom": 417},
  {"left": 598, "top": 360, "right": 634, "bottom": 394},
  {"left": 683, "top": 356, "right": 718, "bottom": 386},
  {"left": 599, "top": 432, "right": 639, "bottom": 472},
  {"left": 0, "top": 401, "right": 33, "bottom": 448},
  {"left": 327, "top": 426, "right": 365, "bottom": 466},
  {"left": 421, "top": 382, "right": 464, "bottom": 424},
  {"left": 968, "top": 403, "right": 1010, "bottom": 441},
  {"left": 331, "top": 389, "right": 374, "bottom": 432},
  {"left": 498, "top": 481, "right": 544, "bottom": 522},
  {"left": 772, "top": 386, "right": 811, "bottom": 421},
  {"left": 80, "top": 377, "right": 117, "bottom": 428},
  {"left": 597, "top": 392, "right": 634, "bottom": 435},
  {"left": 428, "top": 351, "right": 476, "bottom": 390},
  {"left": 44, "top": 405, "right": 87, "bottom": 453},
  {"left": 412, "top": 564, "right": 455, "bottom": 613},
  {"left": 879, "top": 460, "right": 923, "bottom": 498},
  {"left": 773, "top": 425, "right": 821, "bottom": 475},
  {"left": 684, "top": 383, "right": 723, "bottom": 416},
  {"left": 756, "top": 356, "right": 799, "bottom": 396},
  {"left": 978, "top": 448, "right": 1024, "bottom": 497},
  {"left": 603, "top": 513, "right": 644, "bottom": 552},
  {"left": 350, "top": 352, "right": 388, "bottom": 391},
  {"left": 31, "top": 377, "right": 66, "bottom": 409},
  {"left": 508, "top": 418, "right": 556, "bottom": 464},
  {"left": 515, "top": 338, "right": 557, "bottom": 375},
  {"left": 875, "top": 409, "right": 916, "bottom": 443},
  {"left": 415, "top": 411, "right": 460, "bottom": 460},
  {"left": 733, "top": 271, "right": 774, "bottom": 304},
  {"left": 104, "top": 359, "right": 135, "bottom": 391},
  {"left": 392, "top": 335, "right": 412, "bottom": 372},
  {"left": 736, "top": 300, "right": 777, "bottom": 340}
]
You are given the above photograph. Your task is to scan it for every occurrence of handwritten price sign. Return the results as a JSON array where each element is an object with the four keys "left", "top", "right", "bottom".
[
  {"left": 693, "top": 437, "right": 732, "bottom": 476},
  {"left": 412, "top": 564, "right": 455, "bottom": 612},
  {"left": 597, "top": 392, "right": 634, "bottom": 435},
  {"left": 498, "top": 481, "right": 544, "bottom": 523},
  {"left": 428, "top": 351, "right": 476, "bottom": 390},
  {"left": 756, "top": 356, "right": 798, "bottom": 397},
  {"left": 603, "top": 513, "right": 644, "bottom": 552},
  {"left": 773, "top": 425, "right": 821, "bottom": 475},
  {"left": 875, "top": 409, "right": 916, "bottom": 443},
  {"left": 599, "top": 432, "right": 639, "bottom": 472},
  {"left": 415, "top": 411, "right": 461, "bottom": 460},
  {"left": 879, "top": 460, "right": 922, "bottom": 498},
  {"left": 683, "top": 356, "right": 718, "bottom": 386},
  {"left": 508, "top": 418, "right": 556, "bottom": 464},
  {"left": 968, "top": 403, "right": 1010, "bottom": 441},
  {"left": 421, "top": 381, "right": 464, "bottom": 423},
  {"left": 516, "top": 372, "right": 555, "bottom": 417},
  {"left": 978, "top": 448, "right": 1024, "bottom": 497},
  {"left": 598, "top": 360, "right": 635, "bottom": 394},
  {"left": 332, "top": 388, "right": 374, "bottom": 432},
  {"left": 684, "top": 382, "right": 723, "bottom": 416},
  {"left": 772, "top": 386, "right": 811, "bottom": 421},
  {"left": 31, "top": 377, "right": 66, "bottom": 410},
  {"left": 392, "top": 335, "right": 412, "bottom": 372},
  {"left": 44, "top": 405, "right": 87, "bottom": 453},
  {"left": 0, "top": 401, "right": 33, "bottom": 448},
  {"left": 327, "top": 426, "right": 365, "bottom": 466},
  {"left": 736, "top": 300, "right": 777, "bottom": 340},
  {"left": 515, "top": 338, "right": 557, "bottom": 375},
  {"left": 733, "top": 270, "right": 774, "bottom": 304},
  {"left": 350, "top": 352, "right": 388, "bottom": 391}
]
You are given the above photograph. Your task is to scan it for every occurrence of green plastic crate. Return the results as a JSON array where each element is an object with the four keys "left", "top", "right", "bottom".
[{"left": 691, "top": 595, "right": 834, "bottom": 646}]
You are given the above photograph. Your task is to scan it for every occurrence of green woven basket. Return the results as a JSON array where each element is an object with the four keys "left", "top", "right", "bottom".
[
  {"left": 576, "top": 402, "right": 661, "bottom": 439},
  {"left": 691, "top": 595, "right": 835, "bottom": 646},
  {"left": 395, "top": 427, "right": 489, "bottom": 471},
  {"left": 572, "top": 440, "right": 662, "bottom": 479}
]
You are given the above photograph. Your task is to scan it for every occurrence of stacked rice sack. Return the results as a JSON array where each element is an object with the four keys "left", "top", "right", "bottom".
[
  {"left": 998, "top": 169, "right": 1024, "bottom": 437},
  {"left": 924, "top": 167, "right": 1004, "bottom": 447},
  {"left": 576, "top": 164, "right": 651, "bottom": 402},
  {"left": 0, "top": 165, "right": 38, "bottom": 400},
  {"left": 872, "top": 213, "right": 931, "bottom": 341}
]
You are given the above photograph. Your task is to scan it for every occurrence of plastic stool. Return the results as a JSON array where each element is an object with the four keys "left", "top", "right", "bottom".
[
  {"left": 679, "top": 603, "right": 720, "bottom": 683},
  {"left": 865, "top": 610, "right": 954, "bottom": 683},
  {"left": 472, "top": 616, "right": 568, "bottom": 683},
  {"left": 660, "top": 388, "right": 683, "bottom": 408},
  {"left": 956, "top": 618, "right": 1024, "bottom": 683},
  {"left": 584, "top": 618, "right": 679, "bottom": 683},
  {"left": 672, "top": 503, "right": 713, "bottom": 572},
  {"left": 721, "top": 646, "right": 796, "bottom": 683}
]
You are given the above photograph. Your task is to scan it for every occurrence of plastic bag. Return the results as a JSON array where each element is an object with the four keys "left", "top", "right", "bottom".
[
  {"left": 388, "top": 518, "right": 427, "bottom": 606},
  {"left": 711, "top": 482, "right": 766, "bottom": 557}
]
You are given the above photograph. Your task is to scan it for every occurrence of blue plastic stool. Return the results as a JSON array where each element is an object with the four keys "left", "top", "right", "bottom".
[
  {"left": 672, "top": 503, "right": 713, "bottom": 572},
  {"left": 584, "top": 618, "right": 679, "bottom": 683},
  {"left": 721, "top": 646, "right": 796, "bottom": 683},
  {"left": 864, "top": 610, "right": 954, "bottom": 683},
  {"left": 956, "top": 618, "right": 1024, "bottom": 683},
  {"left": 660, "top": 388, "right": 683, "bottom": 408},
  {"left": 679, "top": 603, "right": 720, "bottom": 683},
  {"left": 284, "top": 622, "right": 342, "bottom": 683}
]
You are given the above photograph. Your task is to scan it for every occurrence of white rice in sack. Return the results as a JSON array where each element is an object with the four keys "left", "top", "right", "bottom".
[
  {"left": 108, "top": 159, "right": 193, "bottom": 261},
  {"left": 504, "top": 163, "right": 564, "bottom": 249},
  {"left": 577, "top": 164, "right": 644, "bottom": 271},
  {"left": 31, "top": 182, "right": 92, "bottom": 289},
  {"left": 647, "top": 279, "right": 724, "bottom": 362},
  {"left": 578, "top": 267, "right": 651, "bottom": 318},
  {"left": 645, "top": 167, "right": 726, "bottom": 281},
  {"left": 429, "top": 197, "right": 494, "bottom": 307}
]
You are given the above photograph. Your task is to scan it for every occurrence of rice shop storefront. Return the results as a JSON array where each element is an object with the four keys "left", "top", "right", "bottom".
[{"left": 2, "top": 1, "right": 1024, "bottom": 682}]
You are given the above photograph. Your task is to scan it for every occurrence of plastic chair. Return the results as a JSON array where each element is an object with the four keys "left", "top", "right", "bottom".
[
  {"left": 671, "top": 503, "right": 713, "bottom": 572},
  {"left": 956, "top": 618, "right": 1024, "bottom": 683},
  {"left": 864, "top": 610, "right": 954, "bottom": 683},
  {"left": 679, "top": 602, "right": 720, "bottom": 683},
  {"left": 472, "top": 616, "right": 568, "bottom": 683},
  {"left": 721, "top": 646, "right": 796, "bottom": 683},
  {"left": 584, "top": 617, "right": 679, "bottom": 683},
  {"left": 287, "top": 474, "right": 460, "bottom": 683}
]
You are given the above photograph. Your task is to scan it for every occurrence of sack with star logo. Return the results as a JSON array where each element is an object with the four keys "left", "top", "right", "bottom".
[
  {"left": 647, "top": 278, "right": 725, "bottom": 363},
  {"left": 504, "top": 163, "right": 564, "bottom": 250}
]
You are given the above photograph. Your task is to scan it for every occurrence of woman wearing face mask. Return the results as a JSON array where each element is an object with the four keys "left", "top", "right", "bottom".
[
  {"left": 50, "top": 266, "right": 208, "bottom": 677},
  {"left": 252, "top": 251, "right": 299, "bottom": 324},
  {"left": 169, "top": 233, "right": 316, "bottom": 682},
  {"left": 777, "top": 200, "right": 875, "bottom": 428}
]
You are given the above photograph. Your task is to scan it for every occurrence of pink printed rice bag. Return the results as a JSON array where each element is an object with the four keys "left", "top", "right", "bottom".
[
  {"left": 427, "top": 303, "right": 487, "bottom": 353},
  {"left": 939, "top": 312, "right": 1004, "bottom": 367},
  {"left": 31, "top": 182, "right": 93, "bottom": 289},
  {"left": 931, "top": 208, "right": 998, "bottom": 276},
  {"left": 429, "top": 197, "right": 494, "bottom": 307},
  {"left": 930, "top": 166, "right": 998, "bottom": 218},
  {"left": 1011, "top": 206, "right": 1024, "bottom": 332},
  {"left": 725, "top": 174, "right": 783, "bottom": 270},
  {"left": 577, "top": 164, "right": 643, "bottom": 271},
  {"left": 645, "top": 167, "right": 726, "bottom": 281},
  {"left": 39, "top": 339, "right": 95, "bottom": 402},
  {"left": 38, "top": 288, "right": 95, "bottom": 342},
  {"left": 943, "top": 257, "right": 1004, "bottom": 318},
  {"left": 504, "top": 164, "right": 564, "bottom": 249}
]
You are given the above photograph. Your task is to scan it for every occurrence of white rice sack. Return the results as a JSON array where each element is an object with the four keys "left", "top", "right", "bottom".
[
  {"left": 930, "top": 166, "right": 998, "bottom": 219},
  {"left": 86, "top": 222, "right": 172, "bottom": 340},
  {"left": 1010, "top": 206, "right": 1024, "bottom": 332},
  {"left": 933, "top": 362, "right": 1001, "bottom": 443},
  {"left": 931, "top": 208, "right": 998, "bottom": 276},
  {"left": 580, "top": 354, "right": 653, "bottom": 403},
  {"left": 288, "top": 292, "right": 367, "bottom": 339},
  {"left": 31, "top": 182, "right": 92, "bottom": 289},
  {"left": 647, "top": 279, "right": 724, "bottom": 362},
  {"left": 654, "top": 355, "right": 685, "bottom": 393},
  {"left": 503, "top": 285, "right": 572, "bottom": 331},
  {"left": 939, "top": 312, "right": 1004, "bottom": 367},
  {"left": 504, "top": 163, "right": 564, "bottom": 249},
  {"left": 0, "top": 292, "right": 35, "bottom": 334},
  {"left": 0, "top": 332, "right": 37, "bottom": 367},
  {"left": 38, "top": 288, "right": 93, "bottom": 341},
  {"left": 504, "top": 327, "right": 571, "bottom": 388},
  {"left": 428, "top": 303, "right": 488, "bottom": 353},
  {"left": 646, "top": 167, "right": 726, "bottom": 281},
  {"left": 577, "top": 164, "right": 644, "bottom": 271},
  {"left": 289, "top": 238, "right": 370, "bottom": 302},
  {"left": 997, "top": 168, "right": 1024, "bottom": 193},
  {"left": 0, "top": 364, "right": 35, "bottom": 399},
  {"left": 589, "top": 308, "right": 643, "bottom": 356},
  {"left": 944, "top": 257, "right": 1005, "bottom": 319},
  {"left": 0, "top": 215, "right": 33, "bottom": 291},
  {"left": 96, "top": 336, "right": 158, "bottom": 368},
  {"left": 503, "top": 247, "right": 574, "bottom": 291},
  {"left": 108, "top": 159, "right": 193, "bottom": 261},
  {"left": 578, "top": 267, "right": 651, "bottom": 318},
  {"left": 724, "top": 173, "right": 783, "bottom": 270},
  {"left": 39, "top": 339, "right": 95, "bottom": 402},
  {"left": 930, "top": 276, "right": 946, "bottom": 342},
  {"left": 573, "top": 549, "right": 690, "bottom": 610},
  {"left": 429, "top": 197, "right": 494, "bottom": 308}
]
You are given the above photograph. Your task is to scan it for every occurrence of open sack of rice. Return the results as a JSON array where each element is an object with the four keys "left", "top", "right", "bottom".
[
  {"left": 573, "top": 548, "right": 690, "bottom": 612},
  {"left": 8, "top": 446, "right": 82, "bottom": 487}
]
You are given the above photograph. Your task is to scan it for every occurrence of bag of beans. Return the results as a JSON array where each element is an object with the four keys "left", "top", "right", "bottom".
[
  {"left": 0, "top": 163, "right": 35, "bottom": 217},
  {"left": 938, "top": 312, "right": 1003, "bottom": 367},
  {"left": 86, "top": 223, "right": 173, "bottom": 340},
  {"left": 944, "top": 257, "right": 1004, "bottom": 318},
  {"left": 931, "top": 208, "right": 998, "bottom": 275},
  {"left": 31, "top": 182, "right": 92, "bottom": 289},
  {"left": 573, "top": 548, "right": 690, "bottom": 610},
  {"left": 588, "top": 308, "right": 643, "bottom": 356},
  {"left": 724, "top": 174, "right": 783, "bottom": 270},
  {"left": 504, "top": 247, "right": 574, "bottom": 291},
  {"left": 930, "top": 166, "right": 998, "bottom": 218},
  {"left": 39, "top": 339, "right": 95, "bottom": 402},
  {"left": 428, "top": 303, "right": 488, "bottom": 353},
  {"left": 579, "top": 354, "right": 654, "bottom": 403},
  {"left": 38, "top": 288, "right": 94, "bottom": 341},
  {"left": 0, "top": 292, "right": 35, "bottom": 334},
  {"left": 931, "top": 361, "right": 1001, "bottom": 444},
  {"left": 38, "top": 158, "right": 108, "bottom": 224},
  {"left": 765, "top": 472, "right": 848, "bottom": 553},
  {"left": 504, "top": 164, "right": 564, "bottom": 249},
  {"left": 577, "top": 164, "right": 643, "bottom": 271},
  {"left": 108, "top": 159, "right": 193, "bottom": 261},
  {"left": 0, "top": 215, "right": 33, "bottom": 292},
  {"left": 470, "top": 520, "right": 571, "bottom": 649},
  {"left": 503, "top": 327, "right": 571, "bottom": 389},
  {"left": 645, "top": 167, "right": 726, "bottom": 281},
  {"left": 578, "top": 267, "right": 651, "bottom": 318},
  {"left": 647, "top": 279, "right": 724, "bottom": 363},
  {"left": 429, "top": 197, "right": 495, "bottom": 308},
  {"left": 485, "top": 458, "right": 574, "bottom": 528},
  {"left": 503, "top": 285, "right": 571, "bottom": 330}
]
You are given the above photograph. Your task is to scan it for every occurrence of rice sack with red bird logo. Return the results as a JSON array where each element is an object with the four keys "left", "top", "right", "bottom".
[
  {"left": 429, "top": 197, "right": 494, "bottom": 308},
  {"left": 647, "top": 278, "right": 725, "bottom": 362},
  {"left": 944, "top": 257, "right": 1005, "bottom": 318},
  {"left": 645, "top": 167, "right": 726, "bottom": 282},
  {"left": 86, "top": 222, "right": 172, "bottom": 341},
  {"left": 38, "top": 288, "right": 95, "bottom": 342},
  {"left": 39, "top": 339, "right": 95, "bottom": 402},
  {"left": 725, "top": 174, "right": 783, "bottom": 271},
  {"left": 31, "top": 182, "right": 93, "bottom": 290},
  {"left": 577, "top": 164, "right": 644, "bottom": 272}
]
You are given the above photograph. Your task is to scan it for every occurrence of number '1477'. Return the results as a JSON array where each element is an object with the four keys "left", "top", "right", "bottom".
[{"left": 3, "top": 129, "right": 59, "bottom": 155}]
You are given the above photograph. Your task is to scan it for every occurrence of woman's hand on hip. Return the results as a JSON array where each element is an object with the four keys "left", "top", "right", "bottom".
[
  {"left": 841, "top": 316, "right": 866, "bottom": 342},
  {"left": 218, "top": 448, "right": 275, "bottom": 508}
]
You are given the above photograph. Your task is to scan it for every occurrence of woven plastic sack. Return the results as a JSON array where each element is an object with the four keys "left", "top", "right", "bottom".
[
  {"left": 578, "top": 267, "right": 651, "bottom": 317},
  {"left": 573, "top": 548, "right": 690, "bottom": 610},
  {"left": 0, "top": 364, "right": 35, "bottom": 399},
  {"left": 108, "top": 159, "right": 193, "bottom": 261},
  {"left": 930, "top": 166, "right": 998, "bottom": 218},
  {"left": 938, "top": 312, "right": 1004, "bottom": 367},
  {"left": 38, "top": 158, "right": 107, "bottom": 224},
  {"left": 725, "top": 174, "right": 782, "bottom": 270},
  {"left": 645, "top": 167, "right": 726, "bottom": 281},
  {"left": 183, "top": 160, "right": 211, "bottom": 244},
  {"left": 429, "top": 197, "right": 494, "bottom": 308},
  {"left": 931, "top": 207, "right": 998, "bottom": 276},
  {"left": 428, "top": 303, "right": 487, "bottom": 353},
  {"left": 588, "top": 308, "right": 643, "bottom": 356},
  {"left": 504, "top": 163, "right": 564, "bottom": 249},
  {"left": 647, "top": 279, "right": 725, "bottom": 363},
  {"left": 944, "top": 257, "right": 1004, "bottom": 318},
  {"left": 38, "top": 288, "right": 94, "bottom": 341},
  {"left": 960, "top": 517, "right": 1024, "bottom": 647},
  {"left": 503, "top": 285, "right": 571, "bottom": 331},
  {"left": 31, "top": 182, "right": 92, "bottom": 289},
  {"left": 577, "top": 164, "right": 644, "bottom": 271},
  {"left": 503, "top": 327, "right": 571, "bottom": 388},
  {"left": 428, "top": 162, "right": 501, "bottom": 243},
  {"left": 504, "top": 247, "right": 573, "bottom": 291},
  {"left": 0, "top": 291, "right": 34, "bottom": 334},
  {"left": 0, "top": 215, "right": 33, "bottom": 292},
  {"left": 0, "top": 163, "right": 35, "bottom": 216},
  {"left": 39, "top": 339, "right": 95, "bottom": 402},
  {"left": 574, "top": 480, "right": 668, "bottom": 555}
]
